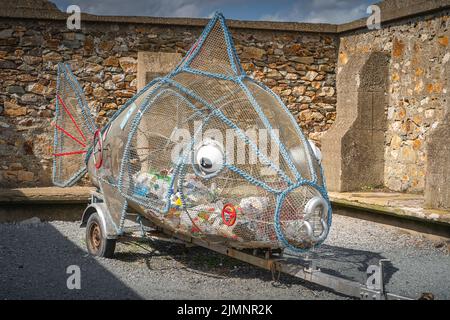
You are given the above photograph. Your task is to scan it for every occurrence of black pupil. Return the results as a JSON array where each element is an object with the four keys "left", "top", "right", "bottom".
[{"left": 200, "top": 157, "right": 213, "bottom": 169}]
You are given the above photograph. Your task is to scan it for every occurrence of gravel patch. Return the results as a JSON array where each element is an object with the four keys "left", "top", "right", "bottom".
[
  {"left": 0, "top": 210, "right": 448, "bottom": 300},
  {"left": 308, "top": 208, "right": 450, "bottom": 299}
]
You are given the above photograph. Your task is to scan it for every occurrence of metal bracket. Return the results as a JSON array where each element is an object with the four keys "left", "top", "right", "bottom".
[
  {"left": 90, "top": 190, "right": 104, "bottom": 204},
  {"left": 360, "top": 287, "right": 383, "bottom": 300},
  {"left": 360, "top": 259, "right": 392, "bottom": 300},
  {"left": 378, "top": 259, "right": 389, "bottom": 298},
  {"left": 304, "top": 257, "right": 320, "bottom": 273}
]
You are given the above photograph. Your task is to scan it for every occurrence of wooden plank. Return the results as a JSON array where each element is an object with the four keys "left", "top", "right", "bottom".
[{"left": 0, "top": 187, "right": 94, "bottom": 204}]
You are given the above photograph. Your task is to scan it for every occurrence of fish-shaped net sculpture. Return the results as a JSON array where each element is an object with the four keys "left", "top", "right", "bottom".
[{"left": 53, "top": 12, "right": 331, "bottom": 252}]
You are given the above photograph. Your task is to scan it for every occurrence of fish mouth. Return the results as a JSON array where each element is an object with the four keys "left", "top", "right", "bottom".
[{"left": 274, "top": 185, "right": 330, "bottom": 251}]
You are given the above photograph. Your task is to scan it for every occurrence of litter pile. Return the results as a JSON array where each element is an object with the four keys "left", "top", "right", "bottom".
[{"left": 132, "top": 170, "right": 315, "bottom": 246}]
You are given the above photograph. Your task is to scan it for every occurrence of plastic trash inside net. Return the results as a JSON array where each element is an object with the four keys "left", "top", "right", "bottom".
[{"left": 134, "top": 170, "right": 172, "bottom": 202}]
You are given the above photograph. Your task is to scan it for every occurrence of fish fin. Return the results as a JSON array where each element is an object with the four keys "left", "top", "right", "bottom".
[{"left": 181, "top": 12, "right": 243, "bottom": 77}]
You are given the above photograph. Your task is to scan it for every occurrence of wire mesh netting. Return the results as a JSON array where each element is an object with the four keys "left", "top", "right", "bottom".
[
  {"left": 115, "top": 13, "right": 331, "bottom": 251},
  {"left": 119, "top": 87, "right": 207, "bottom": 211},
  {"left": 53, "top": 12, "right": 332, "bottom": 252},
  {"left": 244, "top": 79, "right": 325, "bottom": 186},
  {"left": 53, "top": 64, "right": 97, "bottom": 187},
  {"left": 278, "top": 186, "right": 327, "bottom": 249},
  {"left": 184, "top": 19, "right": 241, "bottom": 77}
]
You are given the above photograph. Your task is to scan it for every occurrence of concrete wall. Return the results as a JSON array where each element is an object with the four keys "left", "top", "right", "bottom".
[
  {"left": 424, "top": 61, "right": 450, "bottom": 209},
  {"left": 321, "top": 52, "right": 389, "bottom": 191}
]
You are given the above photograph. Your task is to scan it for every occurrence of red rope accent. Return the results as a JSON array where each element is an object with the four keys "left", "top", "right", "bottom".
[
  {"left": 55, "top": 124, "right": 86, "bottom": 148},
  {"left": 57, "top": 94, "right": 87, "bottom": 142},
  {"left": 53, "top": 150, "right": 87, "bottom": 157},
  {"left": 186, "top": 38, "right": 200, "bottom": 60},
  {"left": 93, "top": 129, "right": 103, "bottom": 169}
]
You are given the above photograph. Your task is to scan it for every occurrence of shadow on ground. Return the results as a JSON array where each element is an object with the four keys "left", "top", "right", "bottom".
[
  {"left": 0, "top": 223, "right": 141, "bottom": 299},
  {"left": 300, "top": 244, "right": 398, "bottom": 284},
  {"left": 0, "top": 221, "right": 399, "bottom": 299},
  {"left": 114, "top": 236, "right": 397, "bottom": 297}
]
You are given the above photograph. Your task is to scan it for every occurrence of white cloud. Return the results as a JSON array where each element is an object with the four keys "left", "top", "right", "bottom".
[
  {"left": 60, "top": 0, "right": 247, "bottom": 18},
  {"left": 53, "top": 0, "right": 373, "bottom": 23},
  {"left": 304, "top": 3, "right": 369, "bottom": 23},
  {"left": 260, "top": 0, "right": 373, "bottom": 24},
  {"left": 61, "top": 0, "right": 208, "bottom": 17}
]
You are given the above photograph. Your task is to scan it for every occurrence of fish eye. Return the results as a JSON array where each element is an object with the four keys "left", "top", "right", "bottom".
[
  {"left": 200, "top": 157, "right": 213, "bottom": 169},
  {"left": 194, "top": 140, "right": 224, "bottom": 176}
]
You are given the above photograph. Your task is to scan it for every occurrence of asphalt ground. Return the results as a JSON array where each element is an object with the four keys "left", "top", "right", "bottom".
[{"left": 0, "top": 209, "right": 448, "bottom": 299}]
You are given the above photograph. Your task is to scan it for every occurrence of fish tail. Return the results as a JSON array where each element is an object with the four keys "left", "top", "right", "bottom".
[{"left": 52, "top": 63, "right": 97, "bottom": 187}]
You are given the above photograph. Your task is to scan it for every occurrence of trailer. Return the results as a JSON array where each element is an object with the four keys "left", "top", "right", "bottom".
[{"left": 81, "top": 190, "right": 414, "bottom": 300}]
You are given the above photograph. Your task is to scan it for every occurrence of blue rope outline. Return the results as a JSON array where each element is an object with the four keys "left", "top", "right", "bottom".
[
  {"left": 183, "top": 66, "right": 236, "bottom": 82},
  {"left": 244, "top": 77, "right": 320, "bottom": 184},
  {"left": 52, "top": 63, "right": 96, "bottom": 187},
  {"left": 53, "top": 11, "right": 332, "bottom": 251},
  {"left": 52, "top": 63, "right": 63, "bottom": 186},
  {"left": 163, "top": 77, "right": 292, "bottom": 190},
  {"left": 183, "top": 106, "right": 283, "bottom": 194},
  {"left": 237, "top": 78, "right": 302, "bottom": 182},
  {"left": 114, "top": 12, "right": 331, "bottom": 250},
  {"left": 62, "top": 64, "right": 97, "bottom": 133},
  {"left": 174, "top": 13, "right": 218, "bottom": 72},
  {"left": 117, "top": 88, "right": 206, "bottom": 214},
  {"left": 219, "top": 14, "right": 241, "bottom": 75},
  {"left": 84, "top": 77, "right": 166, "bottom": 167},
  {"left": 274, "top": 180, "right": 332, "bottom": 253}
]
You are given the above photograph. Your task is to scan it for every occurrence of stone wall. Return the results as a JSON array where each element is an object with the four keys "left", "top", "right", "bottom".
[
  {"left": 338, "top": 9, "right": 450, "bottom": 193},
  {"left": 1, "top": 0, "right": 450, "bottom": 204},
  {"left": 0, "top": 7, "right": 337, "bottom": 188}
]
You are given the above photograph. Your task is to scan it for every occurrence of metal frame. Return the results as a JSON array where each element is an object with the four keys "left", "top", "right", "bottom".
[
  {"left": 109, "top": 199, "right": 413, "bottom": 300},
  {"left": 54, "top": 11, "right": 332, "bottom": 253},
  {"left": 114, "top": 12, "right": 333, "bottom": 253}
]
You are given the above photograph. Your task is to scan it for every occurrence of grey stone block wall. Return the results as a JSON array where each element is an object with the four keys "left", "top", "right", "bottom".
[{"left": 0, "top": 12, "right": 337, "bottom": 188}]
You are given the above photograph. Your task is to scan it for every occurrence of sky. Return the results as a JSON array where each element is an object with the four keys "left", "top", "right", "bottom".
[{"left": 52, "top": 0, "right": 376, "bottom": 24}]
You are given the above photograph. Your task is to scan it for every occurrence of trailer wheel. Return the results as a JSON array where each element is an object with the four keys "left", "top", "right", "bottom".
[{"left": 86, "top": 212, "right": 116, "bottom": 258}]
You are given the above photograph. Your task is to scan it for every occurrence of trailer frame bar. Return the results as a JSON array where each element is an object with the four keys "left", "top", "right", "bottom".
[{"left": 122, "top": 213, "right": 415, "bottom": 300}]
